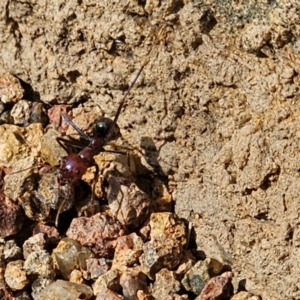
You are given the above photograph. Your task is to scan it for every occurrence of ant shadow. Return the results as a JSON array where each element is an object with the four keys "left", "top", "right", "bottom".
[
  {"left": 139, "top": 136, "right": 169, "bottom": 185},
  {"left": 103, "top": 135, "right": 171, "bottom": 211}
]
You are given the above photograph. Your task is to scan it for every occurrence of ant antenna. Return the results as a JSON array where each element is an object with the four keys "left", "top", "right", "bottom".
[
  {"left": 61, "top": 113, "right": 92, "bottom": 142},
  {"left": 104, "top": 65, "right": 144, "bottom": 143},
  {"left": 8, "top": 163, "right": 46, "bottom": 175}
]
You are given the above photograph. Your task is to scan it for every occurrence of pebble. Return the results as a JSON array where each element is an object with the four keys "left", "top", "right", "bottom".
[
  {"left": 32, "top": 223, "right": 61, "bottom": 245},
  {"left": 139, "top": 237, "right": 183, "bottom": 279},
  {"left": 31, "top": 277, "right": 54, "bottom": 298},
  {"left": 182, "top": 258, "right": 224, "bottom": 295},
  {"left": 119, "top": 268, "right": 148, "bottom": 300},
  {"left": 52, "top": 238, "right": 93, "bottom": 279},
  {"left": 149, "top": 212, "right": 187, "bottom": 245},
  {"left": 107, "top": 172, "right": 152, "bottom": 228},
  {"left": 92, "top": 269, "right": 120, "bottom": 296},
  {"left": 0, "top": 123, "right": 43, "bottom": 167},
  {"left": 23, "top": 233, "right": 46, "bottom": 259},
  {"left": 0, "top": 196, "right": 24, "bottom": 238},
  {"left": 95, "top": 289, "right": 125, "bottom": 300},
  {"left": 69, "top": 269, "right": 84, "bottom": 284},
  {"left": 2, "top": 239, "right": 22, "bottom": 262},
  {"left": 230, "top": 291, "right": 261, "bottom": 300},
  {"left": 112, "top": 233, "right": 143, "bottom": 271},
  {"left": 24, "top": 250, "right": 55, "bottom": 279},
  {"left": 66, "top": 213, "right": 127, "bottom": 257},
  {"left": 195, "top": 271, "right": 234, "bottom": 300},
  {"left": 0, "top": 74, "right": 24, "bottom": 104},
  {"left": 4, "top": 260, "right": 29, "bottom": 290},
  {"left": 34, "top": 279, "right": 93, "bottom": 300},
  {"left": 151, "top": 268, "right": 181, "bottom": 299},
  {"left": 175, "top": 250, "right": 196, "bottom": 276},
  {"left": 86, "top": 257, "right": 110, "bottom": 280},
  {"left": 10, "top": 99, "right": 32, "bottom": 125},
  {"left": 40, "top": 128, "right": 67, "bottom": 167}
]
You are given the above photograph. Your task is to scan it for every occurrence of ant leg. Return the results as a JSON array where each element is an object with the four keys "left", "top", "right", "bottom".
[
  {"left": 57, "top": 137, "right": 72, "bottom": 154},
  {"left": 57, "top": 137, "right": 86, "bottom": 154},
  {"left": 55, "top": 183, "right": 71, "bottom": 227},
  {"left": 90, "top": 163, "right": 100, "bottom": 215}
]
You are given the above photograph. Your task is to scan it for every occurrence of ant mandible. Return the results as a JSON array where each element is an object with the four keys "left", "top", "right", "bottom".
[{"left": 55, "top": 65, "right": 144, "bottom": 226}]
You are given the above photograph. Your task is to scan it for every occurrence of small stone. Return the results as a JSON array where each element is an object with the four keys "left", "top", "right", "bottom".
[
  {"left": 152, "top": 178, "right": 173, "bottom": 212},
  {"left": 182, "top": 258, "right": 223, "bottom": 295},
  {"left": 151, "top": 268, "right": 181, "bottom": 299},
  {"left": 195, "top": 271, "right": 234, "bottom": 300},
  {"left": 29, "top": 102, "right": 48, "bottom": 126},
  {"left": 24, "top": 250, "right": 55, "bottom": 279},
  {"left": 28, "top": 169, "right": 75, "bottom": 223},
  {"left": 11, "top": 99, "right": 32, "bottom": 125},
  {"left": 31, "top": 277, "right": 54, "bottom": 298},
  {"left": 0, "top": 287, "right": 14, "bottom": 299},
  {"left": 0, "top": 194, "right": 25, "bottom": 238},
  {"left": 4, "top": 156, "right": 37, "bottom": 201},
  {"left": 119, "top": 269, "right": 148, "bottom": 300},
  {"left": 139, "top": 223, "right": 151, "bottom": 241},
  {"left": 35, "top": 279, "right": 93, "bottom": 300},
  {"left": 66, "top": 213, "right": 127, "bottom": 257},
  {"left": 149, "top": 212, "right": 187, "bottom": 245},
  {"left": 163, "top": 294, "right": 189, "bottom": 300},
  {"left": 86, "top": 258, "right": 110, "bottom": 280},
  {"left": 175, "top": 250, "right": 197, "bottom": 276},
  {"left": 0, "top": 123, "right": 43, "bottom": 168},
  {"left": 14, "top": 290, "right": 31, "bottom": 299},
  {"left": 0, "top": 111, "right": 13, "bottom": 124},
  {"left": 230, "top": 291, "right": 261, "bottom": 300},
  {"left": 47, "top": 105, "right": 71, "bottom": 131},
  {"left": 112, "top": 233, "right": 143, "bottom": 271},
  {"left": 0, "top": 74, "right": 24, "bottom": 104},
  {"left": 139, "top": 238, "right": 183, "bottom": 279},
  {"left": 69, "top": 269, "right": 84, "bottom": 284},
  {"left": 93, "top": 269, "right": 121, "bottom": 296},
  {"left": 241, "top": 23, "right": 271, "bottom": 53},
  {"left": 136, "top": 290, "right": 153, "bottom": 300},
  {"left": 23, "top": 233, "right": 46, "bottom": 259},
  {"left": 52, "top": 238, "right": 94, "bottom": 279},
  {"left": 3, "top": 240, "right": 22, "bottom": 262},
  {"left": 40, "top": 128, "right": 67, "bottom": 167},
  {"left": 107, "top": 172, "right": 152, "bottom": 228},
  {"left": 32, "top": 223, "right": 61, "bottom": 245},
  {"left": 95, "top": 289, "right": 125, "bottom": 300},
  {"left": 4, "top": 260, "right": 29, "bottom": 290}
]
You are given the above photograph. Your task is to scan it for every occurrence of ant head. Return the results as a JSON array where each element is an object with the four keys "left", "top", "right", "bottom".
[
  {"left": 94, "top": 117, "right": 120, "bottom": 139},
  {"left": 94, "top": 117, "right": 113, "bottom": 138}
]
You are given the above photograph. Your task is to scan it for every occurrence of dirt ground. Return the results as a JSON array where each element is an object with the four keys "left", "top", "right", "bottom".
[{"left": 1, "top": 0, "right": 300, "bottom": 299}]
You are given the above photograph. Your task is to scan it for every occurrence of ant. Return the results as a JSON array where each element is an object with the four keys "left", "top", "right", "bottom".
[{"left": 55, "top": 66, "right": 144, "bottom": 226}]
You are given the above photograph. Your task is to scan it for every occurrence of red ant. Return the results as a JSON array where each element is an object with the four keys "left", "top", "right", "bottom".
[{"left": 55, "top": 66, "right": 144, "bottom": 226}]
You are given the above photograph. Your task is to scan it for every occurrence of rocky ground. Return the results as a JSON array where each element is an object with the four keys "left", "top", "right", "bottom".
[{"left": 0, "top": 0, "right": 300, "bottom": 299}]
